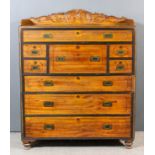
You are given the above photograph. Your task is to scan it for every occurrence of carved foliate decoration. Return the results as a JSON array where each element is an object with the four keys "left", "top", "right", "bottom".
[{"left": 26, "top": 9, "right": 134, "bottom": 26}]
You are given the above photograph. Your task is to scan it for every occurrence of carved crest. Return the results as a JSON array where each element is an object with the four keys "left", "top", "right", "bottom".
[{"left": 21, "top": 9, "right": 134, "bottom": 26}]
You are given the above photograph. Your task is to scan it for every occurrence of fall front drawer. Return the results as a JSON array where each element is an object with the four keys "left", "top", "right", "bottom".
[
  {"left": 25, "top": 116, "right": 131, "bottom": 138},
  {"left": 49, "top": 44, "right": 107, "bottom": 73},
  {"left": 24, "top": 76, "right": 133, "bottom": 92},
  {"left": 24, "top": 94, "right": 131, "bottom": 115},
  {"left": 23, "top": 30, "right": 132, "bottom": 42}
]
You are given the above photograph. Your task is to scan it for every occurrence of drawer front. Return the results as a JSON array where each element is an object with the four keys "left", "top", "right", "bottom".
[
  {"left": 23, "top": 30, "right": 132, "bottom": 42},
  {"left": 49, "top": 45, "right": 107, "bottom": 73},
  {"left": 24, "top": 60, "right": 47, "bottom": 73},
  {"left": 24, "top": 76, "right": 133, "bottom": 92},
  {"left": 23, "top": 44, "right": 46, "bottom": 58},
  {"left": 25, "top": 116, "right": 131, "bottom": 138},
  {"left": 109, "top": 60, "right": 132, "bottom": 73},
  {"left": 109, "top": 44, "right": 132, "bottom": 58},
  {"left": 25, "top": 94, "right": 131, "bottom": 115}
]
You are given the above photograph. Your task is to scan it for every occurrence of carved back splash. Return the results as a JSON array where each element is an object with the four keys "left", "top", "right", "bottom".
[{"left": 21, "top": 9, "right": 134, "bottom": 26}]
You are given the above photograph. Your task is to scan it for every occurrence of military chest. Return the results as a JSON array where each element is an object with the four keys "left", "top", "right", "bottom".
[{"left": 20, "top": 9, "right": 136, "bottom": 148}]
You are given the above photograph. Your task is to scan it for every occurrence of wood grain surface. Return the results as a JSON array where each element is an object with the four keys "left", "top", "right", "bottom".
[
  {"left": 23, "top": 30, "right": 132, "bottom": 42},
  {"left": 24, "top": 60, "right": 47, "bottom": 73},
  {"left": 25, "top": 116, "right": 131, "bottom": 138},
  {"left": 49, "top": 44, "right": 107, "bottom": 73},
  {"left": 109, "top": 44, "right": 132, "bottom": 58},
  {"left": 24, "top": 94, "right": 131, "bottom": 115},
  {"left": 23, "top": 44, "right": 46, "bottom": 58},
  {"left": 24, "top": 76, "right": 133, "bottom": 92}
]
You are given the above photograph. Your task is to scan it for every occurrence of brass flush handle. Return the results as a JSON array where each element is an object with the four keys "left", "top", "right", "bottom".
[
  {"left": 56, "top": 56, "right": 65, "bottom": 62},
  {"left": 31, "top": 65, "right": 39, "bottom": 70},
  {"left": 103, "top": 124, "right": 112, "bottom": 130},
  {"left": 116, "top": 50, "right": 125, "bottom": 56},
  {"left": 31, "top": 50, "right": 38, "bottom": 54},
  {"left": 44, "top": 81, "right": 54, "bottom": 86},
  {"left": 116, "top": 62, "right": 125, "bottom": 71},
  {"left": 103, "top": 81, "right": 113, "bottom": 86},
  {"left": 44, "top": 124, "right": 55, "bottom": 130},
  {"left": 102, "top": 101, "right": 112, "bottom": 107},
  {"left": 43, "top": 101, "right": 54, "bottom": 107},
  {"left": 90, "top": 56, "right": 100, "bottom": 62},
  {"left": 43, "top": 33, "right": 53, "bottom": 38},
  {"left": 103, "top": 33, "right": 113, "bottom": 38}
]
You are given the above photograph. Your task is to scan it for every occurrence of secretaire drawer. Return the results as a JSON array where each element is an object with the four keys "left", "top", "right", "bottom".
[
  {"left": 25, "top": 116, "right": 131, "bottom": 138},
  {"left": 24, "top": 76, "right": 133, "bottom": 92},
  {"left": 49, "top": 44, "right": 107, "bottom": 73},
  {"left": 25, "top": 94, "right": 131, "bottom": 115},
  {"left": 23, "top": 30, "right": 132, "bottom": 42},
  {"left": 23, "top": 44, "right": 46, "bottom": 58}
]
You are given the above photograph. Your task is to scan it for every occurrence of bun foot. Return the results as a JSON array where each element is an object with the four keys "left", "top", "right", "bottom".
[
  {"left": 22, "top": 140, "right": 34, "bottom": 149},
  {"left": 120, "top": 139, "right": 133, "bottom": 149}
]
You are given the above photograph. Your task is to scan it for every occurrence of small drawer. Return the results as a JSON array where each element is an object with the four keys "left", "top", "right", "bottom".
[
  {"left": 109, "top": 44, "right": 132, "bottom": 58},
  {"left": 24, "top": 60, "right": 47, "bottom": 73},
  {"left": 24, "top": 94, "right": 131, "bottom": 115},
  {"left": 25, "top": 116, "right": 131, "bottom": 138},
  {"left": 24, "top": 76, "right": 133, "bottom": 92},
  {"left": 109, "top": 60, "right": 132, "bottom": 73},
  {"left": 23, "top": 30, "right": 132, "bottom": 42},
  {"left": 23, "top": 44, "right": 46, "bottom": 58}
]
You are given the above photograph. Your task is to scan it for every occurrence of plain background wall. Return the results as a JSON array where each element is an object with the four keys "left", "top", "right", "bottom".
[{"left": 10, "top": 0, "right": 144, "bottom": 131}]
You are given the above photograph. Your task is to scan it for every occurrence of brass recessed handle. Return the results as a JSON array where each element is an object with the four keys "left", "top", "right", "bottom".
[
  {"left": 44, "top": 81, "right": 54, "bottom": 86},
  {"left": 43, "top": 101, "right": 54, "bottom": 107},
  {"left": 56, "top": 56, "right": 65, "bottom": 62},
  {"left": 44, "top": 124, "right": 55, "bottom": 130},
  {"left": 116, "top": 62, "right": 125, "bottom": 71},
  {"left": 43, "top": 33, "right": 53, "bottom": 38},
  {"left": 103, "top": 124, "right": 112, "bottom": 130},
  {"left": 31, "top": 65, "right": 39, "bottom": 70},
  {"left": 31, "top": 50, "right": 39, "bottom": 54},
  {"left": 90, "top": 56, "right": 100, "bottom": 62},
  {"left": 103, "top": 33, "right": 113, "bottom": 38},
  {"left": 116, "top": 50, "right": 125, "bottom": 56},
  {"left": 103, "top": 81, "right": 113, "bottom": 86},
  {"left": 102, "top": 101, "right": 112, "bottom": 107}
]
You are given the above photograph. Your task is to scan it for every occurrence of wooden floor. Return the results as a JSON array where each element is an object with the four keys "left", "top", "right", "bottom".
[{"left": 10, "top": 132, "right": 144, "bottom": 155}]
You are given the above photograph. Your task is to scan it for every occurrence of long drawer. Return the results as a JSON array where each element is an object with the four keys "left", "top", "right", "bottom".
[
  {"left": 24, "top": 76, "right": 133, "bottom": 92},
  {"left": 25, "top": 94, "right": 131, "bottom": 115},
  {"left": 23, "top": 30, "right": 132, "bottom": 42},
  {"left": 25, "top": 116, "right": 131, "bottom": 138}
]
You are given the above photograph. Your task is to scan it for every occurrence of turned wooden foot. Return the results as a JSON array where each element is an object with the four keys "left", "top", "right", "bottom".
[
  {"left": 120, "top": 139, "right": 133, "bottom": 149},
  {"left": 22, "top": 140, "right": 35, "bottom": 149}
]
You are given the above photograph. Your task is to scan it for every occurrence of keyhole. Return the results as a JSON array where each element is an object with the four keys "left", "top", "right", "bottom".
[
  {"left": 76, "top": 95, "right": 80, "bottom": 98},
  {"left": 76, "top": 32, "right": 80, "bottom": 35},
  {"left": 76, "top": 76, "right": 80, "bottom": 80},
  {"left": 33, "top": 46, "right": 36, "bottom": 49}
]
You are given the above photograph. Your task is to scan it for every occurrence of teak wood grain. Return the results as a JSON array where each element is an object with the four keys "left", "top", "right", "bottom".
[
  {"left": 23, "top": 44, "right": 46, "bottom": 58},
  {"left": 109, "top": 60, "right": 132, "bottom": 73},
  {"left": 20, "top": 10, "right": 136, "bottom": 146},
  {"left": 25, "top": 116, "right": 131, "bottom": 138},
  {"left": 109, "top": 44, "right": 132, "bottom": 58},
  {"left": 24, "top": 60, "right": 47, "bottom": 73},
  {"left": 24, "top": 76, "right": 133, "bottom": 92},
  {"left": 23, "top": 30, "right": 133, "bottom": 42},
  {"left": 24, "top": 94, "right": 131, "bottom": 115},
  {"left": 49, "top": 44, "right": 107, "bottom": 73}
]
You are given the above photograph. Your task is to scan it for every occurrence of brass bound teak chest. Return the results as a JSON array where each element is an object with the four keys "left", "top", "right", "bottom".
[{"left": 20, "top": 9, "right": 136, "bottom": 148}]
